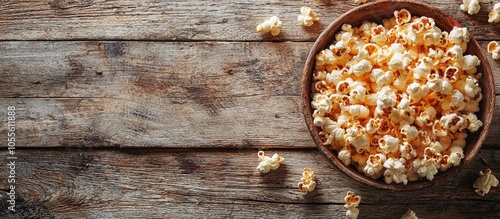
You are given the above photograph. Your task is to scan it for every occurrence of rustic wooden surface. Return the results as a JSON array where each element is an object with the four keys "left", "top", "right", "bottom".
[{"left": 0, "top": 0, "right": 499, "bottom": 218}]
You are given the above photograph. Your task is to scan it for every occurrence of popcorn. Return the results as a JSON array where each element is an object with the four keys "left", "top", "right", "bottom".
[
  {"left": 298, "top": 168, "right": 317, "bottom": 194},
  {"left": 256, "top": 16, "right": 282, "bottom": 36},
  {"left": 487, "top": 41, "right": 500, "bottom": 60},
  {"left": 394, "top": 9, "right": 412, "bottom": 25},
  {"left": 344, "top": 191, "right": 361, "bottom": 219},
  {"left": 297, "top": 6, "right": 319, "bottom": 27},
  {"left": 311, "top": 9, "right": 484, "bottom": 185},
  {"left": 363, "top": 154, "right": 386, "bottom": 179},
  {"left": 256, "top": 151, "right": 284, "bottom": 173},
  {"left": 401, "top": 209, "right": 418, "bottom": 219},
  {"left": 460, "top": 0, "right": 480, "bottom": 15},
  {"left": 473, "top": 169, "right": 499, "bottom": 196},
  {"left": 489, "top": 3, "right": 500, "bottom": 23}
]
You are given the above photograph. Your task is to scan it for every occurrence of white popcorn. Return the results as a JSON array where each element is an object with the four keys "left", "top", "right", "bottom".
[
  {"left": 467, "top": 113, "right": 483, "bottom": 132},
  {"left": 378, "top": 135, "right": 399, "bottom": 154},
  {"left": 298, "top": 168, "right": 317, "bottom": 194},
  {"left": 401, "top": 124, "right": 418, "bottom": 141},
  {"left": 352, "top": 59, "right": 373, "bottom": 76},
  {"left": 383, "top": 158, "right": 408, "bottom": 185},
  {"left": 473, "top": 169, "right": 499, "bottom": 196},
  {"left": 354, "top": 0, "right": 367, "bottom": 5},
  {"left": 460, "top": 0, "right": 480, "bottom": 15},
  {"left": 310, "top": 9, "right": 484, "bottom": 185},
  {"left": 256, "top": 151, "right": 284, "bottom": 173},
  {"left": 256, "top": 16, "right": 282, "bottom": 36},
  {"left": 401, "top": 209, "right": 418, "bottom": 219},
  {"left": 487, "top": 41, "right": 500, "bottom": 60},
  {"left": 400, "top": 142, "right": 417, "bottom": 160},
  {"left": 363, "top": 153, "right": 386, "bottom": 179},
  {"left": 394, "top": 9, "right": 412, "bottom": 25},
  {"left": 489, "top": 3, "right": 500, "bottom": 23},
  {"left": 338, "top": 148, "right": 352, "bottom": 166},
  {"left": 462, "top": 55, "right": 480, "bottom": 71},
  {"left": 298, "top": 6, "right": 319, "bottom": 27},
  {"left": 344, "top": 191, "right": 361, "bottom": 219}
]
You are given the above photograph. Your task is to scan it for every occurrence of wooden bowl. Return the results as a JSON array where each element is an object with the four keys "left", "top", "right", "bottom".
[{"left": 300, "top": 0, "right": 494, "bottom": 190}]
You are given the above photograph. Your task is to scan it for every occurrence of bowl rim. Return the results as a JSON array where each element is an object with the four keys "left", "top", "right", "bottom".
[{"left": 300, "top": 0, "right": 495, "bottom": 191}]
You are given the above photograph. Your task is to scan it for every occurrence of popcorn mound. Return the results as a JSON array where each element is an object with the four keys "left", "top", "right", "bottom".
[{"left": 310, "top": 9, "right": 483, "bottom": 184}]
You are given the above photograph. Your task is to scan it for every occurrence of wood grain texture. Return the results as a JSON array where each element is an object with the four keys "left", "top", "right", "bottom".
[
  {"left": 0, "top": 0, "right": 498, "bottom": 41},
  {"left": 0, "top": 149, "right": 498, "bottom": 218},
  {"left": 0, "top": 41, "right": 499, "bottom": 148}
]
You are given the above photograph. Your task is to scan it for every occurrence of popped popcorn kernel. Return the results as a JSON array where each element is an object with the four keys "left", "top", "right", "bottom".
[
  {"left": 256, "top": 151, "right": 284, "bottom": 173},
  {"left": 298, "top": 168, "right": 317, "bottom": 194},
  {"left": 310, "top": 8, "right": 484, "bottom": 185},
  {"left": 298, "top": 6, "right": 319, "bottom": 27},
  {"left": 473, "top": 169, "right": 499, "bottom": 196},
  {"left": 487, "top": 41, "right": 500, "bottom": 60},
  {"left": 460, "top": 0, "right": 480, "bottom": 15},
  {"left": 344, "top": 191, "right": 361, "bottom": 219},
  {"left": 489, "top": 3, "right": 500, "bottom": 23},
  {"left": 256, "top": 16, "right": 282, "bottom": 36},
  {"left": 401, "top": 209, "right": 418, "bottom": 219}
]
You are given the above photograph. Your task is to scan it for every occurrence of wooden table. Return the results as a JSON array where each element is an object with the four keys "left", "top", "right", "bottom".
[{"left": 0, "top": 0, "right": 499, "bottom": 218}]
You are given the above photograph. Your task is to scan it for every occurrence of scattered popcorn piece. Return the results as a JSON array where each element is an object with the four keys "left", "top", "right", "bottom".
[
  {"left": 256, "top": 151, "right": 284, "bottom": 173},
  {"left": 473, "top": 169, "right": 499, "bottom": 196},
  {"left": 487, "top": 41, "right": 500, "bottom": 60},
  {"left": 298, "top": 6, "right": 319, "bottom": 27},
  {"left": 489, "top": 3, "right": 500, "bottom": 23},
  {"left": 401, "top": 209, "right": 418, "bottom": 219},
  {"left": 344, "top": 191, "right": 361, "bottom": 219},
  {"left": 460, "top": 0, "right": 480, "bottom": 15},
  {"left": 298, "top": 168, "right": 317, "bottom": 194},
  {"left": 256, "top": 16, "right": 282, "bottom": 36}
]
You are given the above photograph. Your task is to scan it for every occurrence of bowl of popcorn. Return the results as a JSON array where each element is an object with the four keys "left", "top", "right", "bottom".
[{"left": 301, "top": 0, "right": 494, "bottom": 190}]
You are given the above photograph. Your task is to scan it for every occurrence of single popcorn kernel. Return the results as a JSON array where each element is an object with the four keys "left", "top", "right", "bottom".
[
  {"left": 298, "top": 168, "right": 317, "bottom": 194},
  {"left": 256, "top": 151, "right": 284, "bottom": 173},
  {"left": 473, "top": 169, "right": 499, "bottom": 196},
  {"left": 344, "top": 191, "right": 361, "bottom": 219},
  {"left": 256, "top": 16, "right": 282, "bottom": 36},
  {"left": 401, "top": 209, "right": 418, "bottom": 219},
  {"left": 310, "top": 8, "right": 484, "bottom": 185},
  {"left": 489, "top": 3, "right": 500, "bottom": 23},
  {"left": 460, "top": 0, "right": 480, "bottom": 15},
  {"left": 298, "top": 6, "right": 319, "bottom": 27},
  {"left": 487, "top": 41, "right": 500, "bottom": 60}
]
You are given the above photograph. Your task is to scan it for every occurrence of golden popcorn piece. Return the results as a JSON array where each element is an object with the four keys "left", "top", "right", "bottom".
[
  {"left": 297, "top": 6, "right": 319, "bottom": 27},
  {"left": 298, "top": 168, "right": 317, "bottom": 194},
  {"left": 344, "top": 191, "right": 361, "bottom": 219},
  {"left": 487, "top": 41, "right": 500, "bottom": 60},
  {"left": 473, "top": 169, "right": 499, "bottom": 196},
  {"left": 256, "top": 16, "right": 282, "bottom": 36},
  {"left": 394, "top": 9, "right": 411, "bottom": 25},
  {"left": 256, "top": 151, "right": 284, "bottom": 173}
]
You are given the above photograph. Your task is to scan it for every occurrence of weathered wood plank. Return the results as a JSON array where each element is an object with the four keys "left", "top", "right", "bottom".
[
  {"left": 0, "top": 149, "right": 498, "bottom": 218},
  {"left": 1, "top": 95, "right": 500, "bottom": 148},
  {"left": 0, "top": 0, "right": 498, "bottom": 41},
  {"left": 0, "top": 41, "right": 499, "bottom": 148}
]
